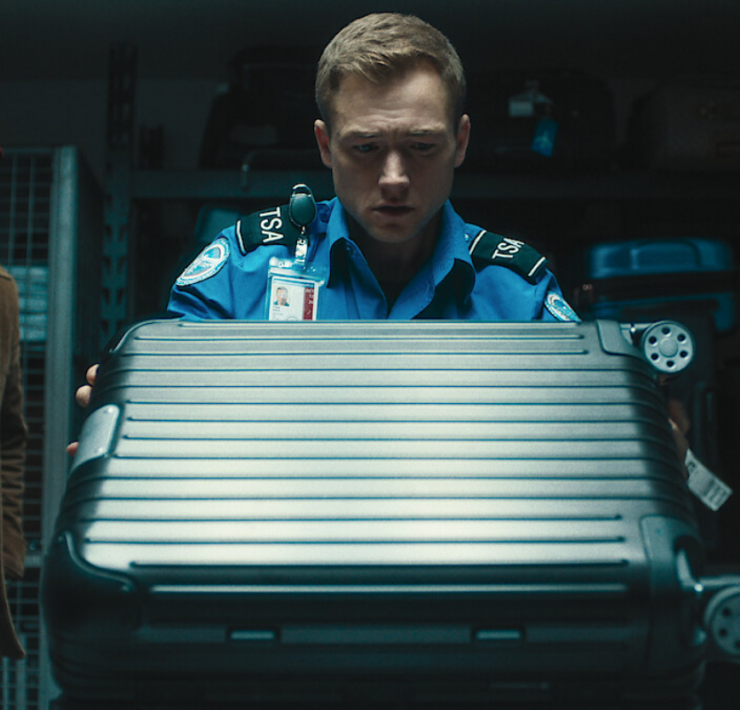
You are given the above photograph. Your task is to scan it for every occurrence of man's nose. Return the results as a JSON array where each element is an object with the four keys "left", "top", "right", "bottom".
[{"left": 379, "top": 151, "right": 410, "bottom": 190}]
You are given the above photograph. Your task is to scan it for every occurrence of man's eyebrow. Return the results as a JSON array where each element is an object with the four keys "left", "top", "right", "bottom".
[
  {"left": 341, "top": 130, "right": 381, "bottom": 140},
  {"left": 341, "top": 127, "right": 447, "bottom": 139},
  {"left": 408, "top": 128, "right": 446, "bottom": 137}
]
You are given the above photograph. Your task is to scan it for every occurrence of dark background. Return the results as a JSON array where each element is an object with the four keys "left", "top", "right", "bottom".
[{"left": 2, "top": 1, "right": 740, "bottom": 707}]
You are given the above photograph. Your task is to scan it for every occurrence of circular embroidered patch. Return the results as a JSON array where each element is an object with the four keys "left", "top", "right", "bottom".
[
  {"left": 545, "top": 291, "right": 580, "bottom": 322},
  {"left": 176, "top": 238, "right": 230, "bottom": 286}
]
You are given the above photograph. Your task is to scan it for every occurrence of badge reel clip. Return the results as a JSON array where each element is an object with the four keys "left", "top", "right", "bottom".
[
  {"left": 266, "top": 184, "right": 327, "bottom": 321},
  {"left": 290, "top": 184, "right": 315, "bottom": 269}
]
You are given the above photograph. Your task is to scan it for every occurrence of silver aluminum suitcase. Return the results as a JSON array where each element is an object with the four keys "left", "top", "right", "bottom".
[{"left": 41, "top": 320, "right": 740, "bottom": 706}]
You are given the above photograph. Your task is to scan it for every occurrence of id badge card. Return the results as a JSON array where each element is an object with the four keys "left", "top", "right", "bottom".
[{"left": 266, "top": 257, "right": 327, "bottom": 321}]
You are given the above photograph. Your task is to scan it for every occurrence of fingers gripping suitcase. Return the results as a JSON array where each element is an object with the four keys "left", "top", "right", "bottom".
[{"left": 42, "top": 321, "right": 740, "bottom": 706}]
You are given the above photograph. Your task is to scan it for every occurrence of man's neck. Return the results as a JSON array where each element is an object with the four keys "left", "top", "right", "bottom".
[{"left": 348, "top": 214, "right": 441, "bottom": 306}]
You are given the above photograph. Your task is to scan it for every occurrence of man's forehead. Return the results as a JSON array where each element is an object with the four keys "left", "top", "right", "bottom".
[
  {"left": 334, "top": 63, "right": 445, "bottom": 98},
  {"left": 330, "top": 73, "right": 454, "bottom": 135},
  {"left": 329, "top": 63, "right": 452, "bottom": 114}
]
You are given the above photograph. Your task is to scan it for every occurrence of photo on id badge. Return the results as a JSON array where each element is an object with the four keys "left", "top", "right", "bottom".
[{"left": 269, "top": 277, "right": 318, "bottom": 321}]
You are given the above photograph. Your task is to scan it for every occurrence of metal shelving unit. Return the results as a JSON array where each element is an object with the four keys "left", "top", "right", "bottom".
[
  {"left": 1, "top": 147, "right": 103, "bottom": 710},
  {"left": 129, "top": 167, "right": 740, "bottom": 203}
]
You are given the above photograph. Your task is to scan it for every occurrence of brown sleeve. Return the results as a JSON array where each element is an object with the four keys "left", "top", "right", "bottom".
[{"left": 0, "top": 267, "right": 28, "bottom": 579}]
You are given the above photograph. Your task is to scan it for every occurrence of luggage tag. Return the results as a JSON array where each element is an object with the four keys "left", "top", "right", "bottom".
[
  {"left": 685, "top": 448, "right": 733, "bottom": 511},
  {"left": 532, "top": 117, "right": 559, "bottom": 157},
  {"left": 265, "top": 184, "right": 327, "bottom": 321},
  {"left": 531, "top": 88, "right": 558, "bottom": 158},
  {"left": 507, "top": 80, "right": 559, "bottom": 158}
]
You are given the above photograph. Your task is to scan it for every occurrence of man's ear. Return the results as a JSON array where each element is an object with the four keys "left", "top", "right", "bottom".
[
  {"left": 454, "top": 114, "right": 471, "bottom": 168},
  {"left": 314, "top": 120, "right": 332, "bottom": 169}
]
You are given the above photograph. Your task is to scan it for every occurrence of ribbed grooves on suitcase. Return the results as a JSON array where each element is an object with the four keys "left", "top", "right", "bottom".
[
  {"left": 46, "top": 321, "right": 708, "bottom": 700},
  {"left": 62, "top": 321, "right": 690, "bottom": 570}
]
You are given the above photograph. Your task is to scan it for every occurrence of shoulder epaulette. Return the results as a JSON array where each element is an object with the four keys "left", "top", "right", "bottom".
[
  {"left": 235, "top": 186, "right": 317, "bottom": 257},
  {"left": 469, "top": 230, "right": 548, "bottom": 284},
  {"left": 235, "top": 204, "right": 303, "bottom": 256}
]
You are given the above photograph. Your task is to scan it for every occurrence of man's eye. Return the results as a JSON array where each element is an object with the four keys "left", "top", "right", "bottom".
[
  {"left": 412, "top": 142, "right": 435, "bottom": 152},
  {"left": 354, "top": 143, "right": 376, "bottom": 153}
]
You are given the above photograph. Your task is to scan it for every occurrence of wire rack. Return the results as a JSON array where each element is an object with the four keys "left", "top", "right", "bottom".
[{"left": 1, "top": 147, "right": 102, "bottom": 708}]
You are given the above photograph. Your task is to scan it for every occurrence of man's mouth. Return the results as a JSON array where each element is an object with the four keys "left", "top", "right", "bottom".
[{"left": 375, "top": 205, "right": 413, "bottom": 217}]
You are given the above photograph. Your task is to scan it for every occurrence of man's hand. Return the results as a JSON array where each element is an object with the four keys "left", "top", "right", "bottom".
[{"left": 66, "top": 364, "right": 99, "bottom": 456}]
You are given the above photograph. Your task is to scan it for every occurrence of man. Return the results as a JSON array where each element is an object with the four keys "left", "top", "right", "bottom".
[
  {"left": 0, "top": 263, "right": 27, "bottom": 660},
  {"left": 73, "top": 14, "right": 686, "bottom": 458},
  {"left": 69, "top": 12, "right": 578, "bottom": 446},
  {"left": 167, "top": 13, "right": 577, "bottom": 323}
]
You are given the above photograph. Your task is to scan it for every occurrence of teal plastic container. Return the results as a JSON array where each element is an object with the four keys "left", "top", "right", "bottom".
[{"left": 575, "top": 238, "right": 736, "bottom": 333}]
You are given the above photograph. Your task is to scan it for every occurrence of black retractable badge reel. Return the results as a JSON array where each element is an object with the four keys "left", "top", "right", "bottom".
[
  {"left": 289, "top": 184, "right": 316, "bottom": 268},
  {"left": 265, "top": 184, "right": 327, "bottom": 321}
]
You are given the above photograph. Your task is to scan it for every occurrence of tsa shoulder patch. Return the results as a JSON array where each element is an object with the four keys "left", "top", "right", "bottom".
[
  {"left": 545, "top": 291, "right": 580, "bottom": 322},
  {"left": 176, "top": 237, "right": 230, "bottom": 287},
  {"left": 236, "top": 204, "right": 302, "bottom": 255},
  {"left": 469, "top": 231, "right": 548, "bottom": 285}
]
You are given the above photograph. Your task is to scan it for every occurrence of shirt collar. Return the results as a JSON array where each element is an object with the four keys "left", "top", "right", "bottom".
[
  {"left": 324, "top": 197, "right": 350, "bottom": 247},
  {"left": 324, "top": 198, "right": 477, "bottom": 300},
  {"left": 433, "top": 201, "right": 477, "bottom": 300}
]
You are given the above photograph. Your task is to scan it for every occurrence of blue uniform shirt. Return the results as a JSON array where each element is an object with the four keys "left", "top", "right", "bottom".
[{"left": 168, "top": 199, "right": 577, "bottom": 322}]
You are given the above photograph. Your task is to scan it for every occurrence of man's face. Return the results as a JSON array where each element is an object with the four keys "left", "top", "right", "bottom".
[{"left": 314, "top": 64, "right": 470, "bottom": 249}]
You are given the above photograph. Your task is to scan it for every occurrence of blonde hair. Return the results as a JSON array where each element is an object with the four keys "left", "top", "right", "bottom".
[{"left": 316, "top": 13, "right": 466, "bottom": 129}]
